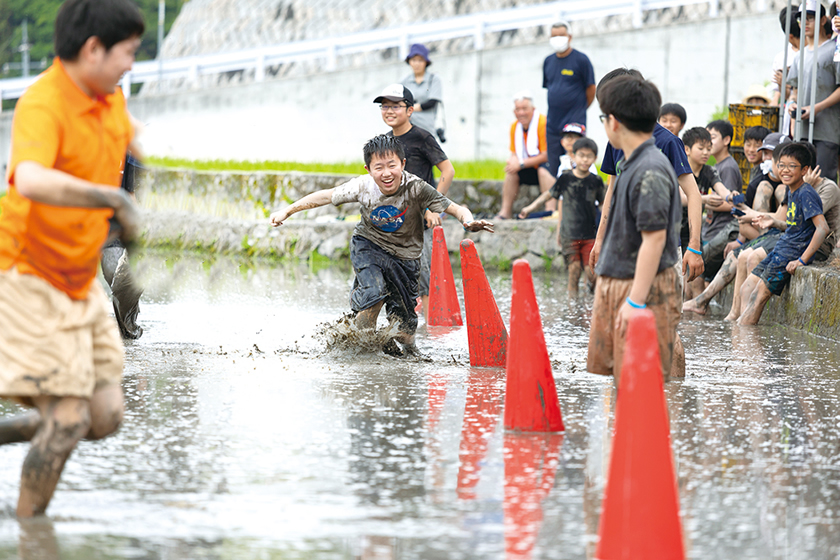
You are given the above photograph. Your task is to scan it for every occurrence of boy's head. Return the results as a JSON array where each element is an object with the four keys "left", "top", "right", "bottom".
[
  {"left": 682, "top": 127, "right": 712, "bottom": 166},
  {"left": 598, "top": 75, "right": 661, "bottom": 143},
  {"left": 561, "top": 123, "right": 586, "bottom": 152},
  {"left": 512, "top": 91, "right": 536, "bottom": 127},
  {"left": 363, "top": 135, "right": 406, "bottom": 195},
  {"left": 596, "top": 67, "right": 644, "bottom": 106},
  {"left": 744, "top": 126, "right": 772, "bottom": 164},
  {"left": 706, "top": 120, "right": 733, "bottom": 156},
  {"left": 374, "top": 84, "right": 415, "bottom": 130},
  {"left": 779, "top": 5, "right": 802, "bottom": 46},
  {"left": 571, "top": 137, "right": 597, "bottom": 172},
  {"left": 777, "top": 142, "right": 813, "bottom": 187},
  {"left": 798, "top": 1, "right": 831, "bottom": 39},
  {"left": 760, "top": 133, "right": 791, "bottom": 176},
  {"left": 55, "top": 0, "right": 145, "bottom": 95},
  {"left": 742, "top": 84, "right": 772, "bottom": 106},
  {"left": 659, "top": 103, "right": 687, "bottom": 136}
]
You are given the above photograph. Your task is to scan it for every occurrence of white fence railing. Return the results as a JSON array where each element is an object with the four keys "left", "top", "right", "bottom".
[{"left": 0, "top": 0, "right": 736, "bottom": 106}]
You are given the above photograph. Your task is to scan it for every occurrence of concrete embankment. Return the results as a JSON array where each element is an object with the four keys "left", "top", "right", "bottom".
[{"left": 138, "top": 167, "right": 840, "bottom": 340}]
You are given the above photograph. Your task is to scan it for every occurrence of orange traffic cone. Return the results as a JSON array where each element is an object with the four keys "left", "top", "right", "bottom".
[
  {"left": 595, "top": 310, "right": 685, "bottom": 560},
  {"left": 503, "top": 432, "right": 564, "bottom": 560},
  {"left": 460, "top": 239, "right": 508, "bottom": 367},
  {"left": 457, "top": 367, "right": 504, "bottom": 499},
  {"left": 428, "top": 226, "right": 463, "bottom": 327},
  {"left": 504, "top": 259, "right": 564, "bottom": 433}
]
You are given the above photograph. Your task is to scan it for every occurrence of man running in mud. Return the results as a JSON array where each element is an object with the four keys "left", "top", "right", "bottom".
[
  {"left": 0, "top": 0, "right": 144, "bottom": 517},
  {"left": 270, "top": 135, "right": 493, "bottom": 356}
]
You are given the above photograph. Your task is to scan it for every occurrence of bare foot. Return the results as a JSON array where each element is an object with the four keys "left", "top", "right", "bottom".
[
  {"left": 681, "top": 299, "right": 707, "bottom": 315},
  {"left": 723, "top": 311, "right": 738, "bottom": 322}
]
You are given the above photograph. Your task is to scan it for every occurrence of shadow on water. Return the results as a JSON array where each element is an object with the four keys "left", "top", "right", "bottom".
[{"left": 1, "top": 251, "right": 840, "bottom": 558}]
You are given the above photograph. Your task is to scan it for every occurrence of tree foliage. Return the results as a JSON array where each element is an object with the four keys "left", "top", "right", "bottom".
[{"left": 0, "top": 0, "right": 185, "bottom": 77}]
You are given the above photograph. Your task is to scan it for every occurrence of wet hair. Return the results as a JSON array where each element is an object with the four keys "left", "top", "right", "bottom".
[
  {"left": 597, "top": 75, "right": 661, "bottom": 133},
  {"left": 780, "top": 6, "right": 802, "bottom": 38},
  {"left": 659, "top": 103, "right": 687, "bottom": 125},
  {"left": 779, "top": 142, "right": 813, "bottom": 169},
  {"left": 744, "top": 126, "right": 772, "bottom": 144},
  {"left": 596, "top": 67, "right": 644, "bottom": 103},
  {"left": 55, "top": 0, "right": 145, "bottom": 61},
  {"left": 363, "top": 134, "right": 406, "bottom": 166},
  {"left": 572, "top": 137, "right": 598, "bottom": 157},
  {"left": 706, "top": 120, "right": 734, "bottom": 147},
  {"left": 682, "top": 127, "right": 712, "bottom": 149}
]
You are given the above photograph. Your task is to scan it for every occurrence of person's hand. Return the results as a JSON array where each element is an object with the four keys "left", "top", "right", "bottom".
[
  {"left": 737, "top": 208, "right": 758, "bottom": 224},
  {"left": 413, "top": 103, "right": 422, "bottom": 112},
  {"left": 804, "top": 165, "right": 821, "bottom": 186},
  {"left": 504, "top": 155, "right": 521, "bottom": 175},
  {"left": 518, "top": 203, "right": 536, "bottom": 219},
  {"left": 682, "top": 248, "right": 704, "bottom": 282},
  {"left": 425, "top": 210, "right": 441, "bottom": 228},
  {"left": 786, "top": 259, "right": 804, "bottom": 274},
  {"left": 752, "top": 214, "right": 775, "bottom": 230},
  {"left": 615, "top": 300, "right": 644, "bottom": 338},
  {"left": 463, "top": 220, "right": 494, "bottom": 233},
  {"left": 723, "top": 240, "right": 740, "bottom": 258},
  {"left": 773, "top": 69, "right": 783, "bottom": 86},
  {"left": 270, "top": 208, "right": 290, "bottom": 227},
  {"left": 703, "top": 193, "right": 724, "bottom": 208},
  {"left": 112, "top": 189, "right": 140, "bottom": 243},
  {"left": 800, "top": 105, "right": 816, "bottom": 120},
  {"left": 589, "top": 239, "right": 601, "bottom": 269}
]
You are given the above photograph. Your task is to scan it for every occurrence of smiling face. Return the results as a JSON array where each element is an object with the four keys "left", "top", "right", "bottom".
[
  {"left": 380, "top": 100, "right": 412, "bottom": 129},
  {"left": 685, "top": 140, "right": 712, "bottom": 166},
  {"left": 707, "top": 128, "right": 729, "bottom": 157},
  {"left": 778, "top": 155, "right": 807, "bottom": 187},
  {"left": 365, "top": 152, "right": 406, "bottom": 195},
  {"left": 84, "top": 35, "right": 141, "bottom": 96},
  {"left": 513, "top": 99, "right": 535, "bottom": 127},
  {"left": 658, "top": 114, "right": 683, "bottom": 136},
  {"left": 744, "top": 139, "right": 763, "bottom": 164}
]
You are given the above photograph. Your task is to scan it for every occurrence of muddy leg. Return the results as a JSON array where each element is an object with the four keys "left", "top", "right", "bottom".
[
  {"left": 86, "top": 384, "right": 124, "bottom": 441},
  {"left": 17, "top": 396, "right": 91, "bottom": 518},
  {"left": 737, "top": 280, "right": 772, "bottom": 326},
  {"left": 0, "top": 410, "right": 41, "bottom": 445},
  {"left": 354, "top": 300, "right": 385, "bottom": 330},
  {"left": 725, "top": 251, "right": 750, "bottom": 322},
  {"left": 568, "top": 260, "right": 582, "bottom": 296},
  {"left": 684, "top": 252, "right": 738, "bottom": 314},
  {"left": 669, "top": 334, "right": 686, "bottom": 378}
]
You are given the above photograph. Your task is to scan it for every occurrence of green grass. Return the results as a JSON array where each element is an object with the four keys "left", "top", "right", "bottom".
[{"left": 146, "top": 156, "right": 508, "bottom": 181}]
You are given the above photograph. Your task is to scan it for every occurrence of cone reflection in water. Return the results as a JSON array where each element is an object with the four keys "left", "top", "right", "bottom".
[
  {"left": 460, "top": 239, "right": 508, "bottom": 367},
  {"left": 457, "top": 367, "right": 505, "bottom": 499},
  {"left": 504, "top": 432, "right": 564, "bottom": 560},
  {"left": 595, "top": 310, "right": 685, "bottom": 560},
  {"left": 428, "top": 226, "right": 463, "bottom": 326},
  {"left": 504, "top": 259, "right": 564, "bottom": 432}
]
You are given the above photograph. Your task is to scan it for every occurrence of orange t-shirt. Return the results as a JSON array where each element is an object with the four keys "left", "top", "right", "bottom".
[
  {"left": 509, "top": 113, "right": 548, "bottom": 157},
  {"left": 0, "top": 58, "right": 133, "bottom": 300}
]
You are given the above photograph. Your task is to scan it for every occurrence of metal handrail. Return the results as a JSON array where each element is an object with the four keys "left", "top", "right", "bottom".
[{"left": 0, "top": 0, "right": 731, "bottom": 104}]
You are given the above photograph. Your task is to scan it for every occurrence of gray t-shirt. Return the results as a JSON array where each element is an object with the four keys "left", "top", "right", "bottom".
[
  {"left": 595, "top": 138, "right": 682, "bottom": 279},
  {"left": 815, "top": 177, "right": 840, "bottom": 258},
  {"left": 787, "top": 39, "right": 840, "bottom": 143},
  {"left": 702, "top": 156, "right": 741, "bottom": 240},
  {"left": 401, "top": 72, "right": 443, "bottom": 136},
  {"left": 331, "top": 171, "right": 451, "bottom": 259}
]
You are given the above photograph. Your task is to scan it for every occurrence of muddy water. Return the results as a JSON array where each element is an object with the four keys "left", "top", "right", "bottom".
[{"left": 1, "top": 251, "right": 839, "bottom": 559}]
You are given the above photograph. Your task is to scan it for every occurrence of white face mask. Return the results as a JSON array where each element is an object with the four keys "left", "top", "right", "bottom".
[
  {"left": 550, "top": 36, "right": 570, "bottom": 53},
  {"left": 760, "top": 158, "right": 774, "bottom": 175}
]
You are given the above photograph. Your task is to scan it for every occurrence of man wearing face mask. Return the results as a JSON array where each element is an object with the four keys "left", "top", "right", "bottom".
[{"left": 543, "top": 21, "right": 596, "bottom": 177}]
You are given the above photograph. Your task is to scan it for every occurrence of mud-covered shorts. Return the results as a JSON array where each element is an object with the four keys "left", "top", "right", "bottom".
[
  {"left": 587, "top": 267, "right": 681, "bottom": 385},
  {"left": 350, "top": 236, "right": 420, "bottom": 335},
  {"left": 733, "top": 228, "right": 782, "bottom": 258},
  {"left": 562, "top": 238, "right": 595, "bottom": 265},
  {"left": 0, "top": 268, "right": 124, "bottom": 404},
  {"left": 750, "top": 249, "right": 796, "bottom": 296}
]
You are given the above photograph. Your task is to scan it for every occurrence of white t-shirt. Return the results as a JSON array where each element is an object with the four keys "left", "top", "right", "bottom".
[{"left": 769, "top": 44, "right": 798, "bottom": 93}]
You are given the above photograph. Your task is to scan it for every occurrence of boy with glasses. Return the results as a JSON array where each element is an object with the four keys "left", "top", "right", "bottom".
[
  {"left": 587, "top": 75, "right": 682, "bottom": 384},
  {"left": 375, "top": 84, "right": 455, "bottom": 319}
]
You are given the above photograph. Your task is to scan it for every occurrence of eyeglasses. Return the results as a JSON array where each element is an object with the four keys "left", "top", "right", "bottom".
[
  {"left": 380, "top": 104, "right": 407, "bottom": 112},
  {"left": 777, "top": 163, "right": 802, "bottom": 170},
  {"left": 599, "top": 114, "right": 609, "bottom": 123}
]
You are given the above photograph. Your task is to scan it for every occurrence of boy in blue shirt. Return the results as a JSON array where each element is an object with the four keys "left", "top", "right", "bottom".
[{"left": 738, "top": 142, "right": 830, "bottom": 325}]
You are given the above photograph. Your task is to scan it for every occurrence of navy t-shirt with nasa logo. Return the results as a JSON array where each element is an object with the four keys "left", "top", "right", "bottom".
[{"left": 331, "top": 172, "right": 451, "bottom": 260}]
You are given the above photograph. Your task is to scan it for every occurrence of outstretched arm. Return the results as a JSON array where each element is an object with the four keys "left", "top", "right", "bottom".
[
  {"left": 444, "top": 203, "right": 494, "bottom": 232},
  {"left": 270, "top": 189, "right": 334, "bottom": 226}
]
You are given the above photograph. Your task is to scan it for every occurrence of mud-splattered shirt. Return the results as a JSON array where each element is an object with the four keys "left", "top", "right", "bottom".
[
  {"left": 595, "top": 138, "right": 682, "bottom": 279},
  {"left": 773, "top": 182, "right": 824, "bottom": 261},
  {"left": 331, "top": 171, "right": 451, "bottom": 260},
  {"left": 549, "top": 172, "right": 605, "bottom": 241}
]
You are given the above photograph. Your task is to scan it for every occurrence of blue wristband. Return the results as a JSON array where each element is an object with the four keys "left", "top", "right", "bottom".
[
  {"left": 686, "top": 246, "right": 702, "bottom": 256},
  {"left": 626, "top": 297, "right": 646, "bottom": 309},
  {"left": 799, "top": 257, "right": 807, "bottom": 266},
  {"left": 736, "top": 239, "right": 743, "bottom": 245}
]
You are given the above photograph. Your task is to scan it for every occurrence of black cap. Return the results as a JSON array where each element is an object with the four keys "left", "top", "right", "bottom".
[{"left": 373, "top": 83, "right": 415, "bottom": 106}]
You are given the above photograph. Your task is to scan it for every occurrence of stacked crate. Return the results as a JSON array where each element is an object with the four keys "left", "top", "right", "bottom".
[{"left": 728, "top": 104, "right": 779, "bottom": 188}]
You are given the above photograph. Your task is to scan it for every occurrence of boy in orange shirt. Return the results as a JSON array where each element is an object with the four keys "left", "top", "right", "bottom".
[{"left": 0, "top": 0, "right": 144, "bottom": 517}]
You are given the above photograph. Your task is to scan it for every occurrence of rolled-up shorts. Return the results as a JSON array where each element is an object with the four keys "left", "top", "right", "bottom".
[
  {"left": 562, "top": 238, "right": 595, "bottom": 265},
  {"left": 750, "top": 250, "right": 796, "bottom": 296},
  {"left": 0, "top": 268, "right": 124, "bottom": 405},
  {"left": 587, "top": 267, "right": 681, "bottom": 385},
  {"left": 350, "top": 236, "right": 420, "bottom": 335}
]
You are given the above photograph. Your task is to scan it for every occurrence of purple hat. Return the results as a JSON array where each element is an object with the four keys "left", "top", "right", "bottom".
[{"left": 405, "top": 43, "right": 431, "bottom": 66}]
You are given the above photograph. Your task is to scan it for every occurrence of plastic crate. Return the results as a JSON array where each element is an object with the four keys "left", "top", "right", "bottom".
[
  {"left": 730, "top": 146, "right": 751, "bottom": 191},
  {"left": 728, "top": 103, "right": 779, "bottom": 148}
]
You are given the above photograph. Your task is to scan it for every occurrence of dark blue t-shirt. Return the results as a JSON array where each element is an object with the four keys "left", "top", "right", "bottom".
[
  {"left": 542, "top": 49, "right": 595, "bottom": 132},
  {"left": 774, "top": 183, "right": 824, "bottom": 259},
  {"left": 600, "top": 123, "right": 692, "bottom": 178}
]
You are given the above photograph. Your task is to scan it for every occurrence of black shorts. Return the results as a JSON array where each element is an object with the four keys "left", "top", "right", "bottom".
[
  {"left": 733, "top": 229, "right": 782, "bottom": 258},
  {"left": 350, "top": 236, "right": 420, "bottom": 334},
  {"left": 517, "top": 164, "right": 549, "bottom": 186}
]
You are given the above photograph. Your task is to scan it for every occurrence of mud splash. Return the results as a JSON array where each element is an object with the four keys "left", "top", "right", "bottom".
[{"left": 315, "top": 313, "right": 401, "bottom": 355}]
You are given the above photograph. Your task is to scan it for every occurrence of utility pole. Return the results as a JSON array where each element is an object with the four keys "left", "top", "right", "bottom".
[
  {"left": 19, "top": 20, "right": 30, "bottom": 77},
  {"left": 157, "top": 0, "right": 165, "bottom": 82}
]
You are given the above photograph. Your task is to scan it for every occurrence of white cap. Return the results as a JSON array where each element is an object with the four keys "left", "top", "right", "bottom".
[{"left": 798, "top": 0, "right": 826, "bottom": 14}]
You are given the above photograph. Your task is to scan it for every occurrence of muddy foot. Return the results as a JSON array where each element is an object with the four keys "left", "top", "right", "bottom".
[
  {"left": 401, "top": 343, "right": 433, "bottom": 362},
  {"left": 681, "top": 299, "right": 707, "bottom": 315},
  {"left": 382, "top": 338, "right": 404, "bottom": 357}
]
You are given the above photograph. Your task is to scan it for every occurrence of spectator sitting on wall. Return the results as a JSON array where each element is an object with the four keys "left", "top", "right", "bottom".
[
  {"left": 659, "top": 103, "right": 687, "bottom": 137},
  {"left": 497, "top": 91, "right": 555, "bottom": 219},
  {"left": 543, "top": 21, "right": 596, "bottom": 177}
]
